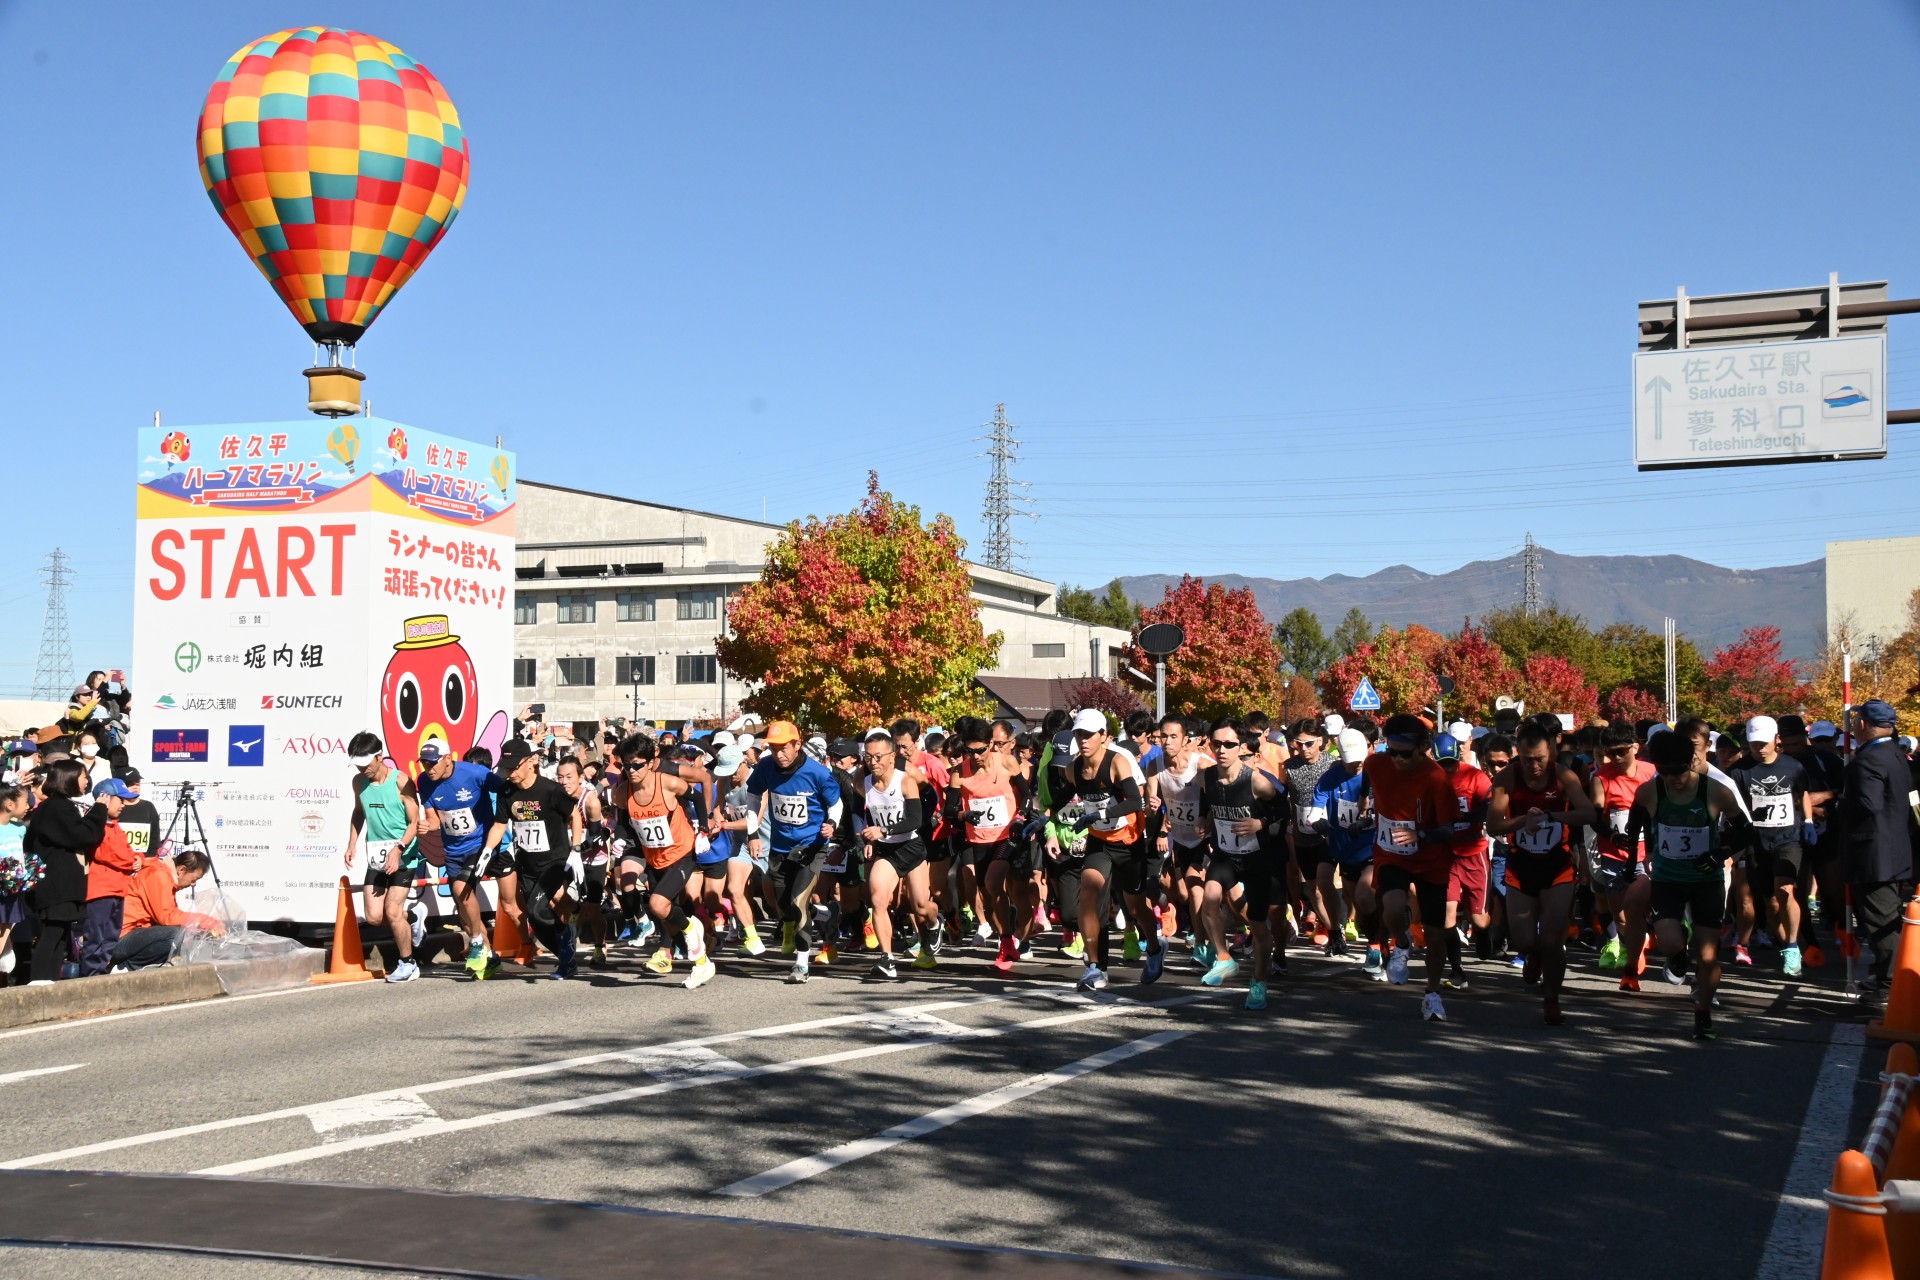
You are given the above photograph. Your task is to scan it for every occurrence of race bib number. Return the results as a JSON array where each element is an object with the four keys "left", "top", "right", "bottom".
[
  {"left": 512, "top": 820, "right": 550, "bottom": 854},
  {"left": 366, "top": 840, "right": 397, "bottom": 873},
  {"left": 969, "top": 795, "right": 1011, "bottom": 829},
  {"left": 1336, "top": 798, "right": 1364, "bottom": 830},
  {"left": 635, "top": 813, "right": 674, "bottom": 849},
  {"left": 1513, "top": 819, "right": 1564, "bottom": 855},
  {"left": 1656, "top": 824, "right": 1710, "bottom": 861},
  {"left": 1295, "top": 802, "right": 1327, "bottom": 830},
  {"left": 1212, "top": 816, "right": 1258, "bottom": 854},
  {"left": 440, "top": 807, "right": 478, "bottom": 838},
  {"left": 1751, "top": 796, "right": 1793, "bottom": 828},
  {"left": 772, "top": 793, "right": 811, "bottom": 826},
  {"left": 1607, "top": 809, "right": 1631, "bottom": 837},
  {"left": 820, "top": 842, "right": 850, "bottom": 873},
  {"left": 126, "top": 827, "right": 152, "bottom": 854},
  {"left": 1375, "top": 816, "right": 1418, "bottom": 855}
]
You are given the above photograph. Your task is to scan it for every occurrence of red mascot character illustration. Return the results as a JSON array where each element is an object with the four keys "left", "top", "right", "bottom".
[{"left": 379, "top": 614, "right": 507, "bottom": 769}]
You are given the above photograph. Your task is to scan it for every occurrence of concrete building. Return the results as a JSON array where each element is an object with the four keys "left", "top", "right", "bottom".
[
  {"left": 1826, "top": 535, "right": 1920, "bottom": 649},
  {"left": 513, "top": 481, "right": 1132, "bottom": 724}
]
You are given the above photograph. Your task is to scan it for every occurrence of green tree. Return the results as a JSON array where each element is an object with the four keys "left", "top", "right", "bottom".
[
  {"left": 1057, "top": 583, "right": 1099, "bottom": 624},
  {"left": 1057, "top": 578, "right": 1138, "bottom": 629},
  {"left": 716, "top": 472, "right": 1002, "bottom": 734},
  {"left": 1274, "top": 606, "right": 1336, "bottom": 678},
  {"left": 1480, "top": 604, "right": 1602, "bottom": 674},
  {"left": 1332, "top": 607, "right": 1372, "bottom": 656}
]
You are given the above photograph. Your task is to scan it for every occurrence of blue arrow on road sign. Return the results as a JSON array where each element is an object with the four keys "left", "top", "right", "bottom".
[{"left": 1348, "top": 677, "right": 1382, "bottom": 711}]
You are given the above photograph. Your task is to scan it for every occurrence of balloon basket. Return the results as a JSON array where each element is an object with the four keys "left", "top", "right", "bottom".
[{"left": 305, "top": 366, "right": 365, "bottom": 418}]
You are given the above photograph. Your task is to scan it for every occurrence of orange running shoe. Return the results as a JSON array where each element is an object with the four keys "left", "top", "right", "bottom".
[{"left": 1804, "top": 943, "right": 1827, "bottom": 969}]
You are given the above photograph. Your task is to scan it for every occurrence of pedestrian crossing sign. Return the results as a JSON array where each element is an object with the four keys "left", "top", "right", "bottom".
[{"left": 1348, "top": 677, "right": 1382, "bottom": 711}]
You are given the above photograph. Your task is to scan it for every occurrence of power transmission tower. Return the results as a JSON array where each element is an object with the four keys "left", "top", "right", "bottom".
[
  {"left": 31, "top": 548, "right": 75, "bottom": 700},
  {"left": 978, "top": 403, "right": 1034, "bottom": 571},
  {"left": 1521, "top": 533, "right": 1543, "bottom": 618}
]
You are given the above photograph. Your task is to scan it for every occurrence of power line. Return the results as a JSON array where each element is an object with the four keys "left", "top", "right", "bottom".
[
  {"left": 978, "top": 403, "right": 1034, "bottom": 571},
  {"left": 31, "top": 548, "right": 74, "bottom": 701}
]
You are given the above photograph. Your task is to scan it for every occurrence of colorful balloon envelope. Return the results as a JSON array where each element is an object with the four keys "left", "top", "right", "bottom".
[
  {"left": 196, "top": 28, "right": 470, "bottom": 347},
  {"left": 328, "top": 421, "right": 361, "bottom": 472}
]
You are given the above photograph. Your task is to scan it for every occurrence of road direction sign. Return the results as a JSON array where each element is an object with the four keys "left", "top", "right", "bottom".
[
  {"left": 1348, "top": 677, "right": 1382, "bottom": 712},
  {"left": 1633, "top": 334, "right": 1886, "bottom": 470}
]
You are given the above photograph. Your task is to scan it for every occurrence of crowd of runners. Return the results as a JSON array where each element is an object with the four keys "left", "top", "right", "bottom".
[{"left": 338, "top": 696, "right": 1919, "bottom": 1042}]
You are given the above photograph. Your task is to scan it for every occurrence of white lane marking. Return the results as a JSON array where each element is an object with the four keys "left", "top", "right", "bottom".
[
  {"left": 1754, "top": 1021, "right": 1866, "bottom": 1280},
  {"left": 617, "top": 1046, "right": 748, "bottom": 1081},
  {"left": 309, "top": 1092, "right": 440, "bottom": 1142},
  {"left": 860, "top": 1010, "right": 983, "bottom": 1039},
  {"left": 0, "top": 1064, "right": 85, "bottom": 1085},
  {"left": 714, "top": 1029, "right": 1192, "bottom": 1198},
  {"left": 0, "top": 986, "right": 1081, "bottom": 1169},
  {"left": 193, "top": 994, "right": 1211, "bottom": 1177},
  {"left": 0, "top": 976, "right": 380, "bottom": 1042}
]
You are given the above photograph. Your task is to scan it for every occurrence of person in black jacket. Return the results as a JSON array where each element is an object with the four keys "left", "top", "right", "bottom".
[
  {"left": 24, "top": 759, "right": 109, "bottom": 983},
  {"left": 1840, "top": 700, "right": 1919, "bottom": 998}
]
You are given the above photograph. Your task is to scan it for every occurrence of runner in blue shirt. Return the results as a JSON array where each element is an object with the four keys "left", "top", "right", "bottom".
[
  {"left": 417, "top": 738, "right": 514, "bottom": 979},
  {"left": 746, "top": 720, "right": 842, "bottom": 983},
  {"left": 1313, "top": 728, "right": 1381, "bottom": 976}
]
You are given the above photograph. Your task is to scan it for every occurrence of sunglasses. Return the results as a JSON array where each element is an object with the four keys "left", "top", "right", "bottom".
[
  {"left": 962, "top": 744, "right": 989, "bottom": 755},
  {"left": 1292, "top": 738, "right": 1319, "bottom": 748},
  {"left": 1209, "top": 739, "right": 1241, "bottom": 751},
  {"left": 1386, "top": 747, "right": 1419, "bottom": 759},
  {"left": 1604, "top": 747, "right": 1634, "bottom": 757}
]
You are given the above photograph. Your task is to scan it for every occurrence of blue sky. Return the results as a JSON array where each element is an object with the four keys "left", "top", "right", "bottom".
[{"left": 3, "top": 1, "right": 1918, "bottom": 692}]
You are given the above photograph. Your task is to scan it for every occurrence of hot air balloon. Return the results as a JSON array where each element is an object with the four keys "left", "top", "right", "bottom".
[
  {"left": 328, "top": 421, "right": 361, "bottom": 473},
  {"left": 197, "top": 29, "right": 469, "bottom": 417},
  {"left": 387, "top": 427, "right": 409, "bottom": 461},
  {"left": 490, "top": 453, "right": 511, "bottom": 497},
  {"left": 160, "top": 431, "right": 192, "bottom": 470}
]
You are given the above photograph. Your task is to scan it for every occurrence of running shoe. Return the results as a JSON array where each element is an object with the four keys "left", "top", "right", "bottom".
[
  {"left": 550, "top": 961, "right": 576, "bottom": 981},
  {"left": 479, "top": 955, "right": 502, "bottom": 981},
  {"left": 787, "top": 953, "right": 811, "bottom": 984},
  {"left": 634, "top": 916, "right": 657, "bottom": 946},
  {"left": 1387, "top": 947, "right": 1409, "bottom": 986},
  {"left": 821, "top": 943, "right": 838, "bottom": 966},
  {"left": 871, "top": 956, "right": 899, "bottom": 981},
  {"left": 975, "top": 921, "right": 994, "bottom": 944},
  {"left": 862, "top": 920, "right": 879, "bottom": 951},
  {"left": 913, "top": 944, "right": 938, "bottom": 971},
  {"left": 1193, "top": 940, "right": 1215, "bottom": 970},
  {"left": 781, "top": 922, "right": 796, "bottom": 956},
  {"left": 1619, "top": 974, "right": 1640, "bottom": 993},
  {"left": 1804, "top": 943, "right": 1827, "bottom": 969},
  {"left": 1324, "top": 935, "right": 1350, "bottom": 958},
  {"left": 1598, "top": 938, "right": 1624, "bottom": 970},
  {"left": 1443, "top": 971, "right": 1470, "bottom": 991},
  {"left": 1782, "top": 944, "right": 1804, "bottom": 978},
  {"left": 1123, "top": 927, "right": 1142, "bottom": 962},
  {"left": 1202, "top": 957, "right": 1239, "bottom": 987},
  {"left": 1344, "top": 919, "right": 1362, "bottom": 942},
  {"left": 1061, "top": 936, "right": 1086, "bottom": 960},
  {"left": 1544, "top": 995, "right": 1563, "bottom": 1026},
  {"left": 1017, "top": 937, "right": 1034, "bottom": 960},
  {"left": 1245, "top": 981, "right": 1268, "bottom": 1012},
  {"left": 409, "top": 903, "right": 427, "bottom": 950},
  {"left": 1422, "top": 991, "right": 1446, "bottom": 1022},
  {"left": 1271, "top": 949, "right": 1289, "bottom": 977},
  {"left": 646, "top": 947, "right": 674, "bottom": 975},
  {"left": 591, "top": 944, "right": 608, "bottom": 969},
  {"left": 684, "top": 958, "right": 716, "bottom": 990},
  {"left": 1143, "top": 948, "right": 1164, "bottom": 985},
  {"left": 684, "top": 917, "right": 707, "bottom": 964},
  {"left": 1732, "top": 944, "right": 1753, "bottom": 967},
  {"left": 1508, "top": 954, "right": 1527, "bottom": 970},
  {"left": 741, "top": 928, "right": 766, "bottom": 957},
  {"left": 1522, "top": 952, "right": 1541, "bottom": 985},
  {"left": 463, "top": 944, "right": 488, "bottom": 978},
  {"left": 1311, "top": 929, "right": 1330, "bottom": 947},
  {"left": 1077, "top": 964, "right": 1109, "bottom": 992},
  {"left": 993, "top": 937, "right": 1016, "bottom": 973},
  {"left": 1662, "top": 958, "right": 1687, "bottom": 986},
  {"left": 931, "top": 918, "right": 949, "bottom": 956},
  {"left": 1694, "top": 1008, "right": 1716, "bottom": 1040},
  {"left": 1364, "top": 947, "right": 1385, "bottom": 981},
  {"left": 385, "top": 958, "right": 419, "bottom": 983}
]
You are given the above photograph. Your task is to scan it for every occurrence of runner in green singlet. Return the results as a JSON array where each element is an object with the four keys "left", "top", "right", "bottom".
[{"left": 344, "top": 731, "right": 424, "bottom": 983}]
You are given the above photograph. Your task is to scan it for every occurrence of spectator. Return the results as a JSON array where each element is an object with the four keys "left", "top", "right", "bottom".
[
  {"left": 24, "top": 759, "right": 109, "bottom": 983},
  {"left": 1839, "top": 699, "right": 1918, "bottom": 1002},
  {"left": 113, "top": 848, "right": 213, "bottom": 970},
  {"left": 0, "top": 784, "right": 34, "bottom": 977},
  {"left": 80, "top": 779, "right": 140, "bottom": 976},
  {"left": 116, "top": 768, "right": 162, "bottom": 862},
  {"left": 75, "top": 727, "right": 113, "bottom": 794}
]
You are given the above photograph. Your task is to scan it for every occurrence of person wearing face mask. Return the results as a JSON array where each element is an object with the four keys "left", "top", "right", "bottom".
[
  {"left": 24, "top": 761, "right": 110, "bottom": 983},
  {"left": 75, "top": 729, "right": 112, "bottom": 796}
]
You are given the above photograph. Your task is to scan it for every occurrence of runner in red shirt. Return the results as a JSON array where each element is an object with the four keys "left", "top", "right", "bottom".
[
  {"left": 1488, "top": 721, "right": 1597, "bottom": 1025},
  {"left": 1433, "top": 733, "right": 1491, "bottom": 992},
  {"left": 1362, "top": 714, "right": 1460, "bottom": 1022},
  {"left": 1588, "top": 720, "right": 1656, "bottom": 989}
]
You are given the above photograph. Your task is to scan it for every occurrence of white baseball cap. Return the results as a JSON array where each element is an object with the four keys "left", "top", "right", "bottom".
[
  {"left": 1071, "top": 708, "right": 1108, "bottom": 735},
  {"left": 1745, "top": 715, "right": 1779, "bottom": 743},
  {"left": 1336, "top": 729, "right": 1368, "bottom": 760},
  {"left": 1447, "top": 720, "right": 1472, "bottom": 743},
  {"left": 1324, "top": 714, "right": 1346, "bottom": 737},
  {"left": 710, "top": 731, "right": 736, "bottom": 750}
]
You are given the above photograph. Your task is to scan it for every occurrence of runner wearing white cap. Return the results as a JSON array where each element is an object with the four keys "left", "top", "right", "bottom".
[
  {"left": 1732, "top": 715, "right": 1825, "bottom": 977},
  {"left": 1053, "top": 708, "right": 1160, "bottom": 990}
]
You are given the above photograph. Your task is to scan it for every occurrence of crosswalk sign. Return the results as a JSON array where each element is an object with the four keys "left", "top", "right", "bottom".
[{"left": 1348, "top": 677, "right": 1382, "bottom": 712}]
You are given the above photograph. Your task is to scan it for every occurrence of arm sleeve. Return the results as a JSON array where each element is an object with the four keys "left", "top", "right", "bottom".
[
  {"left": 888, "top": 788, "right": 923, "bottom": 838},
  {"left": 1107, "top": 773, "right": 1143, "bottom": 818}
]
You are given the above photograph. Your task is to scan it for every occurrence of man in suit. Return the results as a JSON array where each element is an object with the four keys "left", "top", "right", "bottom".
[{"left": 1840, "top": 699, "right": 1918, "bottom": 1000}]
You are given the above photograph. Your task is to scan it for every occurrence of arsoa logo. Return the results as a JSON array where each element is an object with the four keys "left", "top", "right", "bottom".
[{"left": 282, "top": 734, "right": 349, "bottom": 756}]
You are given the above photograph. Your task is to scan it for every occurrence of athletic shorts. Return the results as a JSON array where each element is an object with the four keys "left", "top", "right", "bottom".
[
  {"left": 446, "top": 845, "right": 514, "bottom": 887},
  {"left": 925, "top": 835, "right": 954, "bottom": 863},
  {"left": 583, "top": 857, "right": 610, "bottom": 901},
  {"left": 1085, "top": 838, "right": 1156, "bottom": 897},
  {"left": 872, "top": 837, "right": 928, "bottom": 877},
  {"left": 1589, "top": 854, "right": 1641, "bottom": 896},
  {"left": 1331, "top": 841, "right": 1374, "bottom": 871},
  {"left": 1447, "top": 852, "right": 1488, "bottom": 917},
  {"left": 988, "top": 839, "right": 1035, "bottom": 877},
  {"left": 1376, "top": 863, "right": 1447, "bottom": 923},
  {"left": 1650, "top": 877, "right": 1726, "bottom": 931},
  {"left": 649, "top": 853, "right": 696, "bottom": 906},
  {"left": 1293, "top": 838, "right": 1329, "bottom": 876},
  {"left": 1206, "top": 849, "right": 1273, "bottom": 917},
  {"left": 694, "top": 858, "right": 731, "bottom": 880},
  {"left": 1761, "top": 841, "right": 1805, "bottom": 882},
  {"left": 1503, "top": 852, "right": 1575, "bottom": 898},
  {"left": 1169, "top": 840, "right": 1210, "bottom": 877}
]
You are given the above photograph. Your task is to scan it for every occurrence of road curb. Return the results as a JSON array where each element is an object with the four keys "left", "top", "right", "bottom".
[{"left": 0, "top": 964, "right": 225, "bottom": 1029}]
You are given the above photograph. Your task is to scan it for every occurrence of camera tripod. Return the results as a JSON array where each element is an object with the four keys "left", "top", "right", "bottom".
[{"left": 160, "top": 780, "right": 232, "bottom": 906}]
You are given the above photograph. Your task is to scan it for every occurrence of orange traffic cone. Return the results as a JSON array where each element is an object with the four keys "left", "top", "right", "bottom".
[
  {"left": 1883, "top": 1045, "right": 1920, "bottom": 1276},
  {"left": 1869, "top": 899, "right": 1920, "bottom": 1043},
  {"left": 490, "top": 902, "right": 536, "bottom": 965},
  {"left": 1821, "top": 1149, "right": 1893, "bottom": 1280},
  {"left": 311, "top": 876, "right": 376, "bottom": 984}
]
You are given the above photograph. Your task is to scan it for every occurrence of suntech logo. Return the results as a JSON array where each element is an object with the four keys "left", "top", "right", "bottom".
[{"left": 260, "top": 694, "right": 346, "bottom": 710}]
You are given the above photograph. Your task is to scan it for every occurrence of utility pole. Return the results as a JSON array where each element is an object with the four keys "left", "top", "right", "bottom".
[
  {"left": 978, "top": 403, "right": 1033, "bottom": 572},
  {"left": 1663, "top": 616, "right": 1678, "bottom": 723},
  {"left": 1522, "top": 533, "right": 1543, "bottom": 618},
  {"left": 31, "top": 549, "right": 75, "bottom": 701}
]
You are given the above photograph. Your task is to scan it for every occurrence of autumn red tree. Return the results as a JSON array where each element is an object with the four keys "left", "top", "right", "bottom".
[
  {"left": 1519, "top": 654, "right": 1600, "bottom": 724},
  {"left": 1318, "top": 626, "right": 1440, "bottom": 717},
  {"left": 1128, "top": 576, "right": 1287, "bottom": 720},
  {"left": 1700, "top": 626, "right": 1800, "bottom": 725},
  {"left": 716, "top": 473, "right": 1001, "bottom": 735},
  {"left": 1435, "top": 626, "right": 1519, "bottom": 720},
  {"left": 1603, "top": 684, "right": 1667, "bottom": 724},
  {"left": 1063, "top": 676, "right": 1146, "bottom": 725}
]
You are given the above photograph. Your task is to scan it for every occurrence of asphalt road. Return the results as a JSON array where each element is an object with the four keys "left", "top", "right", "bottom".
[{"left": 0, "top": 933, "right": 1869, "bottom": 1279}]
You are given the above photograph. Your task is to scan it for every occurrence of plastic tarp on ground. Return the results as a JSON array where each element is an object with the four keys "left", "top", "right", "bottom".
[{"left": 171, "top": 886, "right": 322, "bottom": 993}]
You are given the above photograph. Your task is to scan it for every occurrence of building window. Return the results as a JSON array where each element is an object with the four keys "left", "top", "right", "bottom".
[
  {"left": 616, "top": 592, "right": 655, "bottom": 622},
  {"left": 514, "top": 594, "right": 538, "bottom": 625},
  {"left": 675, "top": 654, "right": 717, "bottom": 684},
  {"left": 513, "top": 658, "right": 536, "bottom": 688},
  {"left": 676, "top": 590, "right": 720, "bottom": 621},
  {"left": 555, "top": 594, "right": 595, "bottom": 624},
  {"left": 616, "top": 655, "right": 656, "bottom": 686},
  {"left": 1032, "top": 642, "right": 1067, "bottom": 659},
  {"left": 556, "top": 657, "right": 596, "bottom": 687}
]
